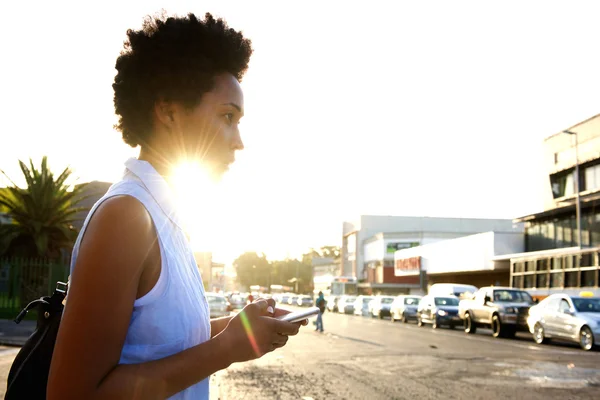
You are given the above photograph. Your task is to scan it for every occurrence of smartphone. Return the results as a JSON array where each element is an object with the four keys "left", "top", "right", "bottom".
[{"left": 277, "top": 306, "right": 320, "bottom": 323}]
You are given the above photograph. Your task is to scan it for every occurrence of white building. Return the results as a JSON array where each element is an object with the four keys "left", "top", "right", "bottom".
[
  {"left": 394, "top": 231, "right": 525, "bottom": 291},
  {"left": 312, "top": 256, "right": 340, "bottom": 295},
  {"left": 342, "top": 216, "right": 523, "bottom": 288}
]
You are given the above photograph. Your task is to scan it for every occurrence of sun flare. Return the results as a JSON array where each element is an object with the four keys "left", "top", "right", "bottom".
[{"left": 171, "top": 162, "right": 219, "bottom": 252}]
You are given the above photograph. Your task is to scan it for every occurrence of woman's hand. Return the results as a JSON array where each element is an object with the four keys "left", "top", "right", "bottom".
[{"left": 219, "top": 299, "right": 302, "bottom": 363}]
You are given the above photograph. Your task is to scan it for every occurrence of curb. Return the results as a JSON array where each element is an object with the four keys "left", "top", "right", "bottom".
[{"left": 0, "top": 338, "right": 26, "bottom": 347}]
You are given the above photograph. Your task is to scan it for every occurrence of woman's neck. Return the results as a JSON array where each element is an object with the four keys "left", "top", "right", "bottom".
[{"left": 138, "top": 147, "right": 174, "bottom": 180}]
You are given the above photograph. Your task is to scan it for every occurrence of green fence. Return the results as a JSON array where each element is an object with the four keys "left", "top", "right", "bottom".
[{"left": 0, "top": 257, "right": 69, "bottom": 319}]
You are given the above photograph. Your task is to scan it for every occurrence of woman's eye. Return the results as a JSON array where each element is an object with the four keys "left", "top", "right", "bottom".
[{"left": 224, "top": 113, "right": 234, "bottom": 124}]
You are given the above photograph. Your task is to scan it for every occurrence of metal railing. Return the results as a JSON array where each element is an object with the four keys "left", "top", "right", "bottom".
[{"left": 0, "top": 257, "right": 69, "bottom": 319}]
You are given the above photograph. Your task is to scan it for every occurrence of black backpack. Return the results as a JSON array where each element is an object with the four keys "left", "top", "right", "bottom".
[{"left": 5, "top": 282, "right": 67, "bottom": 400}]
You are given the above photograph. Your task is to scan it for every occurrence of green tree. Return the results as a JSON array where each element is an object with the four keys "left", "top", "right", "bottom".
[
  {"left": 0, "top": 157, "right": 88, "bottom": 258},
  {"left": 233, "top": 252, "right": 272, "bottom": 290}
]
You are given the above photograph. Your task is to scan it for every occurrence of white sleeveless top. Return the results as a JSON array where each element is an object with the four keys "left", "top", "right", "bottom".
[{"left": 69, "top": 158, "right": 211, "bottom": 399}]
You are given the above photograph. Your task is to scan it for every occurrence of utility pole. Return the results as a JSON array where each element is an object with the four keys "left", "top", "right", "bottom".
[{"left": 563, "top": 130, "right": 582, "bottom": 248}]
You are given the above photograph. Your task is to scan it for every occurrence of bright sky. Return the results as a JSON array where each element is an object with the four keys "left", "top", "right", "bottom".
[{"left": 2, "top": 1, "right": 600, "bottom": 265}]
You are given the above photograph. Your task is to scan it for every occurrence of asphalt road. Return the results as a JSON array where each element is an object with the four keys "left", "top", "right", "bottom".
[
  {"left": 213, "top": 306, "right": 600, "bottom": 400},
  {"left": 1, "top": 308, "right": 598, "bottom": 399}
]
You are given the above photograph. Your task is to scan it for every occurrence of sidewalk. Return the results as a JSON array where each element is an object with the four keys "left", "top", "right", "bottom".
[{"left": 0, "top": 319, "right": 35, "bottom": 346}]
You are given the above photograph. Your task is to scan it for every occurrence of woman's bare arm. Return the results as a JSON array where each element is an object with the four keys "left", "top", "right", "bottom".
[{"left": 47, "top": 196, "right": 299, "bottom": 399}]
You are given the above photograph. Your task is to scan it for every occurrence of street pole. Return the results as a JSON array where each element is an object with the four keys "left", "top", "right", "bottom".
[{"left": 564, "top": 130, "right": 582, "bottom": 248}]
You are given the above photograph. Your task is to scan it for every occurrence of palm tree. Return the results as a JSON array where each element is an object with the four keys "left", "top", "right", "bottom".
[{"left": 0, "top": 156, "right": 88, "bottom": 258}]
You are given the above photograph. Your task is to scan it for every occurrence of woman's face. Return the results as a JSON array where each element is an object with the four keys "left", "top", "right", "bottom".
[{"left": 172, "top": 73, "right": 245, "bottom": 177}]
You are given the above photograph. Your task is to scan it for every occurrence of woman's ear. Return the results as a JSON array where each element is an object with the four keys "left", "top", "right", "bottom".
[{"left": 153, "top": 99, "right": 176, "bottom": 129}]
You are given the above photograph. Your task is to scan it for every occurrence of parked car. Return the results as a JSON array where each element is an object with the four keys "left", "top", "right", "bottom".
[
  {"left": 297, "top": 295, "right": 314, "bottom": 307},
  {"left": 229, "top": 293, "right": 248, "bottom": 310},
  {"left": 206, "top": 292, "right": 230, "bottom": 319},
  {"left": 288, "top": 295, "right": 299, "bottom": 306},
  {"left": 326, "top": 295, "right": 340, "bottom": 312},
  {"left": 527, "top": 293, "right": 600, "bottom": 351},
  {"left": 390, "top": 295, "right": 423, "bottom": 323},
  {"left": 369, "top": 296, "right": 396, "bottom": 319},
  {"left": 459, "top": 286, "right": 535, "bottom": 338},
  {"left": 338, "top": 295, "right": 357, "bottom": 314},
  {"left": 429, "top": 283, "right": 478, "bottom": 299},
  {"left": 417, "top": 295, "right": 461, "bottom": 328},
  {"left": 353, "top": 296, "right": 374, "bottom": 317}
]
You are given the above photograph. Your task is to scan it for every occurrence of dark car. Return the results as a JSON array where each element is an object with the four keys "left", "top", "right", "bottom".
[{"left": 417, "top": 295, "right": 461, "bottom": 329}]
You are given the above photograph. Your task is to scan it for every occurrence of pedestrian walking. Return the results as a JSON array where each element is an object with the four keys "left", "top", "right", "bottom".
[{"left": 316, "top": 291, "right": 326, "bottom": 332}]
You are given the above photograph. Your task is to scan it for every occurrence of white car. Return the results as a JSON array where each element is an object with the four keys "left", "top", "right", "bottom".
[
  {"left": 369, "top": 296, "right": 396, "bottom": 319},
  {"left": 337, "top": 295, "right": 357, "bottom": 314},
  {"left": 353, "top": 296, "right": 374, "bottom": 317},
  {"left": 527, "top": 293, "right": 600, "bottom": 351}
]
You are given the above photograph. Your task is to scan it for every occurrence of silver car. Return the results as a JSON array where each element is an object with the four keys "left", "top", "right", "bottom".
[
  {"left": 390, "top": 295, "right": 423, "bottom": 323},
  {"left": 206, "top": 293, "right": 230, "bottom": 319},
  {"left": 527, "top": 294, "right": 600, "bottom": 351}
]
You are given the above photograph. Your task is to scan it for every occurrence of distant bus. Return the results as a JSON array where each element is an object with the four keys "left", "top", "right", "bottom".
[
  {"left": 509, "top": 246, "right": 600, "bottom": 300},
  {"left": 331, "top": 276, "right": 358, "bottom": 296}
]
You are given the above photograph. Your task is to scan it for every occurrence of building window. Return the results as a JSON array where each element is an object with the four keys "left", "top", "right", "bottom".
[
  {"left": 551, "top": 171, "right": 575, "bottom": 199},
  {"left": 514, "top": 262, "right": 524, "bottom": 273},
  {"left": 551, "top": 257, "right": 563, "bottom": 270},
  {"left": 584, "top": 164, "right": 600, "bottom": 191},
  {"left": 565, "top": 256, "right": 575, "bottom": 270},
  {"left": 512, "top": 275, "right": 523, "bottom": 289},
  {"left": 579, "top": 253, "right": 593, "bottom": 268},
  {"left": 526, "top": 261, "right": 536, "bottom": 272},
  {"left": 565, "top": 271, "right": 578, "bottom": 288},
  {"left": 550, "top": 272, "right": 564, "bottom": 288},
  {"left": 581, "top": 269, "right": 597, "bottom": 287},
  {"left": 564, "top": 221, "right": 573, "bottom": 245},
  {"left": 537, "top": 259, "right": 549, "bottom": 271},
  {"left": 556, "top": 224, "right": 564, "bottom": 245},
  {"left": 536, "top": 273, "right": 548, "bottom": 288},
  {"left": 524, "top": 275, "right": 535, "bottom": 289}
]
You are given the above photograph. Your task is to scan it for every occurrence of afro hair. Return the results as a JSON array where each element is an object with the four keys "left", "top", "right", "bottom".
[{"left": 112, "top": 12, "right": 253, "bottom": 147}]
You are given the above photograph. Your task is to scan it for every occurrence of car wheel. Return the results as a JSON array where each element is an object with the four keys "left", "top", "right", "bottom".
[
  {"left": 533, "top": 323, "right": 550, "bottom": 345},
  {"left": 379, "top": 311, "right": 384, "bottom": 319},
  {"left": 492, "top": 314, "right": 503, "bottom": 338},
  {"left": 417, "top": 316, "right": 424, "bottom": 327},
  {"left": 580, "top": 326, "right": 595, "bottom": 351},
  {"left": 432, "top": 317, "right": 439, "bottom": 329},
  {"left": 402, "top": 313, "right": 408, "bottom": 323},
  {"left": 390, "top": 312, "right": 396, "bottom": 323},
  {"left": 464, "top": 312, "right": 477, "bottom": 334}
]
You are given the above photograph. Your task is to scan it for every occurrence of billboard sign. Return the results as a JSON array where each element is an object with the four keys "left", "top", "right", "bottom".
[
  {"left": 394, "top": 256, "right": 421, "bottom": 276},
  {"left": 386, "top": 242, "right": 419, "bottom": 254}
]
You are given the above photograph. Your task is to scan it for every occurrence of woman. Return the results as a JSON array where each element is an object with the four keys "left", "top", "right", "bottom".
[{"left": 47, "top": 12, "right": 303, "bottom": 400}]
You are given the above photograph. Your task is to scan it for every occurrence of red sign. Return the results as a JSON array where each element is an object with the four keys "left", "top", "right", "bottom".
[{"left": 395, "top": 256, "right": 421, "bottom": 277}]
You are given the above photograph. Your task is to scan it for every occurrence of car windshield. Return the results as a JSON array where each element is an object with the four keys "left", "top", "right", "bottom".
[
  {"left": 362, "top": 297, "right": 373, "bottom": 304},
  {"left": 572, "top": 297, "right": 600, "bottom": 313},
  {"left": 493, "top": 290, "right": 534, "bottom": 304},
  {"left": 381, "top": 298, "right": 394, "bottom": 304},
  {"left": 404, "top": 297, "right": 421, "bottom": 305},
  {"left": 345, "top": 297, "right": 356, "bottom": 303},
  {"left": 434, "top": 297, "right": 459, "bottom": 306}
]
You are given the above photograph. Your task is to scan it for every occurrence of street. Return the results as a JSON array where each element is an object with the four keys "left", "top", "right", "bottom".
[
  {"left": 1, "top": 309, "right": 599, "bottom": 399},
  {"left": 212, "top": 306, "right": 600, "bottom": 400}
]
